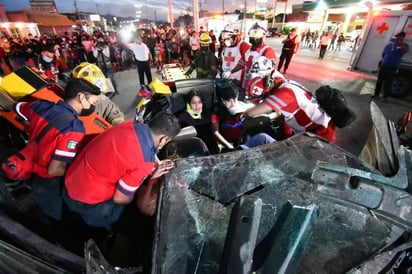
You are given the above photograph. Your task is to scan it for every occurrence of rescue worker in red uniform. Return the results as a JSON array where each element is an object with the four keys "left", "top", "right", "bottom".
[
  {"left": 223, "top": 23, "right": 277, "bottom": 89},
  {"left": 13, "top": 78, "right": 102, "bottom": 221},
  {"left": 244, "top": 57, "right": 335, "bottom": 141},
  {"left": 63, "top": 112, "right": 181, "bottom": 231},
  {"left": 220, "top": 27, "right": 250, "bottom": 84}
]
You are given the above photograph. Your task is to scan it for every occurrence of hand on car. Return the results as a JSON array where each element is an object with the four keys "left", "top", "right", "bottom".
[{"left": 151, "top": 159, "right": 174, "bottom": 179}]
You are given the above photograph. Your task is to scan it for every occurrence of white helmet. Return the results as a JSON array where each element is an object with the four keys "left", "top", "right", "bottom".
[
  {"left": 249, "top": 55, "right": 276, "bottom": 76},
  {"left": 221, "top": 26, "right": 239, "bottom": 40},
  {"left": 246, "top": 57, "right": 287, "bottom": 98}
]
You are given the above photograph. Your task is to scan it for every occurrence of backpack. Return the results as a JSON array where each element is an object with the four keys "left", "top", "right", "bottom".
[
  {"left": 1, "top": 113, "right": 74, "bottom": 181},
  {"left": 1, "top": 143, "right": 36, "bottom": 181},
  {"left": 315, "top": 85, "right": 356, "bottom": 128}
]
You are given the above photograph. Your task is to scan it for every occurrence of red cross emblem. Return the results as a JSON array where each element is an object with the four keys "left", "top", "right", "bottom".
[
  {"left": 377, "top": 22, "right": 389, "bottom": 34},
  {"left": 224, "top": 51, "right": 236, "bottom": 67}
]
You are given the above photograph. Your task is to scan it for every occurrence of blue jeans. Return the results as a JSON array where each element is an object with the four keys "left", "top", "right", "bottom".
[
  {"left": 240, "top": 133, "right": 276, "bottom": 149},
  {"left": 63, "top": 189, "right": 125, "bottom": 231},
  {"left": 101, "top": 67, "right": 118, "bottom": 93},
  {"left": 32, "top": 175, "right": 64, "bottom": 221},
  {"left": 374, "top": 65, "right": 397, "bottom": 98}
]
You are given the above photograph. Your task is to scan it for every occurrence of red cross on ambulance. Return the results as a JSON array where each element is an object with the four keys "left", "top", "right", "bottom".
[{"left": 377, "top": 22, "right": 389, "bottom": 34}]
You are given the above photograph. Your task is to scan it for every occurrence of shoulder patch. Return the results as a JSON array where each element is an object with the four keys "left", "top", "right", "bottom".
[{"left": 67, "top": 140, "right": 79, "bottom": 150}]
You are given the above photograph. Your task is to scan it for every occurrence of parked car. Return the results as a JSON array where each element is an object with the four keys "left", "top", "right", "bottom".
[
  {"left": 345, "top": 29, "right": 362, "bottom": 42},
  {"left": 267, "top": 27, "right": 281, "bottom": 37}
]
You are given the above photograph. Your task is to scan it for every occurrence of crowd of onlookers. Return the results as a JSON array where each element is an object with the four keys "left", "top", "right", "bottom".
[
  {"left": 299, "top": 30, "right": 360, "bottom": 52},
  {"left": 0, "top": 25, "right": 221, "bottom": 77}
]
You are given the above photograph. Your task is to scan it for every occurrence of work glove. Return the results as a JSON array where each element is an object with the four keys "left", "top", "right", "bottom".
[{"left": 222, "top": 70, "right": 231, "bottom": 79}]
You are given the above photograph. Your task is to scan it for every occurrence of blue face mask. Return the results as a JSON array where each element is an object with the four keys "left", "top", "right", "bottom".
[{"left": 42, "top": 56, "right": 53, "bottom": 63}]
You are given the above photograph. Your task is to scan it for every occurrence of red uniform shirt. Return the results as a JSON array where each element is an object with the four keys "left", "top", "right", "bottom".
[
  {"left": 14, "top": 100, "right": 85, "bottom": 178},
  {"left": 241, "top": 43, "right": 277, "bottom": 88},
  {"left": 263, "top": 83, "right": 336, "bottom": 141},
  {"left": 65, "top": 120, "right": 156, "bottom": 204},
  {"left": 211, "top": 108, "right": 243, "bottom": 145}
]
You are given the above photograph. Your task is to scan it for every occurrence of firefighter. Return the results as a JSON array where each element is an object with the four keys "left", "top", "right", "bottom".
[{"left": 184, "top": 33, "right": 218, "bottom": 78}]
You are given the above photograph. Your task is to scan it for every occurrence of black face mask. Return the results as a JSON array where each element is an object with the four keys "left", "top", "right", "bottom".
[
  {"left": 249, "top": 38, "right": 262, "bottom": 49},
  {"left": 200, "top": 45, "right": 209, "bottom": 52},
  {"left": 79, "top": 104, "right": 95, "bottom": 116}
]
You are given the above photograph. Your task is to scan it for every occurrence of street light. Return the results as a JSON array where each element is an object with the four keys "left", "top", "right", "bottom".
[{"left": 316, "top": 0, "right": 328, "bottom": 33}]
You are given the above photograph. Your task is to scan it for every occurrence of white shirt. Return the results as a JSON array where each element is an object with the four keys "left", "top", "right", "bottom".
[
  {"left": 129, "top": 42, "right": 150, "bottom": 61},
  {"left": 221, "top": 44, "right": 243, "bottom": 81}
]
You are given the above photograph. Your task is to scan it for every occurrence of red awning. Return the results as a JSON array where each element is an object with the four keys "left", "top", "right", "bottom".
[{"left": 29, "top": 14, "right": 74, "bottom": 27}]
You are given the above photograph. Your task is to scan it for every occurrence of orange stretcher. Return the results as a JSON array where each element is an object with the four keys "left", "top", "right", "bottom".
[{"left": 0, "top": 66, "right": 111, "bottom": 137}]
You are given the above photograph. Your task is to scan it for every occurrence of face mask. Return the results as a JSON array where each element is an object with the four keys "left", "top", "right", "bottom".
[
  {"left": 224, "top": 40, "right": 231, "bottom": 47},
  {"left": 42, "top": 56, "right": 53, "bottom": 63},
  {"left": 249, "top": 38, "right": 262, "bottom": 49},
  {"left": 226, "top": 100, "right": 250, "bottom": 115},
  {"left": 200, "top": 45, "right": 209, "bottom": 52},
  {"left": 79, "top": 104, "right": 95, "bottom": 116}
]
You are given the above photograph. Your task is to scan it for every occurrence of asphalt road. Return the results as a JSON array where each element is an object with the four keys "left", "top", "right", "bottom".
[{"left": 110, "top": 37, "right": 412, "bottom": 157}]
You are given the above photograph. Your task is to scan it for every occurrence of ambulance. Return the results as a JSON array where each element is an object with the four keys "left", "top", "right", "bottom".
[{"left": 350, "top": 9, "right": 412, "bottom": 96}]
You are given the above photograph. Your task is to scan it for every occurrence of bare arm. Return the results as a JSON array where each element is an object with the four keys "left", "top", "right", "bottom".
[
  {"left": 211, "top": 122, "right": 234, "bottom": 150},
  {"left": 400, "top": 42, "right": 409, "bottom": 53},
  {"left": 135, "top": 177, "right": 161, "bottom": 216},
  {"left": 113, "top": 188, "right": 134, "bottom": 204},
  {"left": 244, "top": 103, "right": 274, "bottom": 118},
  {"left": 230, "top": 61, "right": 244, "bottom": 74},
  {"left": 135, "top": 160, "right": 174, "bottom": 215},
  {"left": 47, "top": 159, "right": 67, "bottom": 177}
]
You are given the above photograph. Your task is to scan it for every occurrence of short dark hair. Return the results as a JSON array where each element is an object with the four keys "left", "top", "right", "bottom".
[
  {"left": 218, "top": 85, "right": 238, "bottom": 101},
  {"left": 396, "top": 31, "right": 406, "bottom": 38},
  {"left": 64, "top": 78, "right": 101, "bottom": 100},
  {"left": 41, "top": 45, "right": 54, "bottom": 53},
  {"left": 148, "top": 112, "right": 181, "bottom": 139}
]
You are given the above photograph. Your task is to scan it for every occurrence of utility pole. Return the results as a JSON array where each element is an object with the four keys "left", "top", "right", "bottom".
[
  {"left": 73, "top": 0, "right": 80, "bottom": 20},
  {"left": 168, "top": 0, "right": 174, "bottom": 28},
  {"left": 281, "top": 0, "right": 288, "bottom": 31},
  {"left": 253, "top": 0, "right": 257, "bottom": 20},
  {"left": 272, "top": 0, "right": 277, "bottom": 28},
  {"left": 193, "top": 0, "right": 199, "bottom": 31}
]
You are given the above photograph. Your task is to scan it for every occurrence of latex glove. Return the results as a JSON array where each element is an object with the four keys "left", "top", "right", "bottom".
[{"left": 222, "top": 70, "right": 231, "bottom": 79}]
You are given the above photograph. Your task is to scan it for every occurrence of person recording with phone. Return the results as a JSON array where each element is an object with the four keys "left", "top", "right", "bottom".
[{"left": 93, "top": 36, "right": 119, "bottom": 95}]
